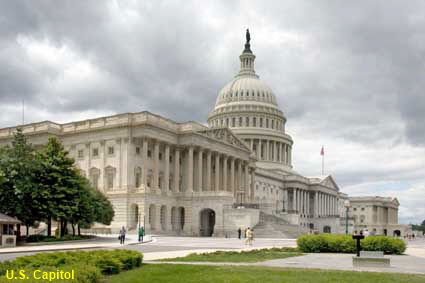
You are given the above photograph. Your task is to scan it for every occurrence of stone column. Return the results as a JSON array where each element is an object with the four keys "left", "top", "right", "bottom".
[
  {"left": 237, "top": 161, "right": 242, "bottom": 197},
  {"left": 230, "top": 157, "right": 235, "bottom": 194},
  {"left": 153, "top": 140, "right": 159, "bottom": 191},
  {"left": 206, "top": 151, "right": 212, "bottom": 191},
  {"left": 295, "top": 188, "right": 299, "bottom": 212},
  {"left": 274, "top": 141, "right": 278, "bottom": 162},
  {"left": 187, "top": 146, "right": 194, "bottom": 193},
  {"left": 292, "top": 188, "right": 296, "bottom": 211},
  {"left": 314, "top": 192, "right": 318, "bottom": 218},
  {"left": 288, "top": 146, "right": 292, "bottom": 166},
  {"left": 250, "top": 168, "right": 255, "bottom": 202},
  {"left": 266, "top": 140, "right": 270, "bottom": 161},
  {"left": 164, "top": 144, "right": 170, "bottom": 191},
  {"left": 319, "top": 193, "right": 322, "bottom": 216},
  {"left": 284, "top": 189, "right": 288, "bottom": 211},
  {"left": 300, "top": 190, "right": 304, "bottom": 215},
  {"left": 257, "top": 139, "right": 262, "bottom": 160},
  {"left": 244, "top": 163, "right": 249, "bottom": 202},
  {"left": 306, "top": 191, "right": 309, "bottom": 216},
  {"left": 142, "top": 139, "right": 148, "bottom": 189},
  {"left": 215, "top": 153, "right": 220, "bottom": 191},
  {"left": 197, "top": 149, "right": 203, "bottom": 192},
  {"left": 174, "top": 148, "right": 180, "bottom": 193},
  {"left": 223, "top": 156, "right": 228, "bottom": 191}
]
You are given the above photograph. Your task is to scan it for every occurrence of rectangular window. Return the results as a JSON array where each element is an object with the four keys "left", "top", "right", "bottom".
[
  {"left": 239, "top": 117, "right": 242, "bottom": 126},
  {"left": 91, "top": 174, "right": 99, "bottom": 190},
  {"left": 136, "top": 147, "right": 140, "bottom": 155},
  {"left": 260, "top": 118, "right": 263, "bottom": 127},
  {"left": 108, "top": 146, "right": 114, "bottom": 155},
  {"left": 246, "top": 117, "right": 249, "bottom": 127},
  {"left": 266, "top": 119, "right": 269, "bottom": 128},
  {"left": 253, "top": 117, "right": 257, "bottom": 127},
  {"left": 92, "top": 148, "right": 99, "bottom": 157},
  {"left": 232, "top": 117, "right": 235, "bottom": 127},
  {"left": 159, "top": 152, "right": 163, "bottom": 160},
  {"left": 148, "top": 150, "right": 152, "bottom": 158},
  {"left": 107, "top": 173, "right": 114, "bottom": 189},
  {"left": 78, "top": 150, "right": 84, "bottom": 158}
]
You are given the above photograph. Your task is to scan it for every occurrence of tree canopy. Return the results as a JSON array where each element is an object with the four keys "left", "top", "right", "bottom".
[{"left": 0, "top": 131, "right": 114, "bottom": 237}]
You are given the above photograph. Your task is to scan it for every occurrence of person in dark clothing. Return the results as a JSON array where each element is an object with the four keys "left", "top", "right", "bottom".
[{"left": 237, "top": 227, "right": 242, "bottom": 239}]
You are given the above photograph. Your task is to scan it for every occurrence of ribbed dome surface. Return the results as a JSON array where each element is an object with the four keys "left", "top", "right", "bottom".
[{"left": 215, "top": 76, "right": 279, "bottom": 108}]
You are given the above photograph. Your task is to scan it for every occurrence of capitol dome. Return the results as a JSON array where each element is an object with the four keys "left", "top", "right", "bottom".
[{"left": 208, "top": 30, "right": 294, "bottom": 171}]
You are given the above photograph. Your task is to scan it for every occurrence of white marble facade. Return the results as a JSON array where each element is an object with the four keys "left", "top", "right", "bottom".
[{"left": 0, "top": 32, "right": 404, "bottom": 236}]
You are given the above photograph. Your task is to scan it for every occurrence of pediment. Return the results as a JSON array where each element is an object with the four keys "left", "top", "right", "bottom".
[
  {"left": 320, "top": 175, "right": 340, "bottom": 191},
  {"left": 196, "top": 127, "right": 250, "bottom": 152}
]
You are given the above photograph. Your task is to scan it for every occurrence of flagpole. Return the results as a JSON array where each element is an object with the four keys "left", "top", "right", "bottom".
[{"left": 321, "top": 145, "right": 324, "bottom": 176}]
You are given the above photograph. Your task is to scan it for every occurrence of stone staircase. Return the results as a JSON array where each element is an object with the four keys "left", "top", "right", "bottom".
[{"left": 253, "top": 212, "right": 308, "bottom": 239}]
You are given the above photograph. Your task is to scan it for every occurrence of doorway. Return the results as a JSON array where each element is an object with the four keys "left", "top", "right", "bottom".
[{"left": 200, "top": 208, "right": 215, "bottom": 236}]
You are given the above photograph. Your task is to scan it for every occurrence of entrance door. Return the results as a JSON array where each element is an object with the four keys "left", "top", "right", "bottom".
[{"left": 200, "top": 209, "right": 215, "bottom": 236}]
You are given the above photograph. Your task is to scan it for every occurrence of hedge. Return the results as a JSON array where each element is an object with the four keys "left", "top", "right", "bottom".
[
  {"left": 297, "top": 234, "right": 406, "bottom": 255},
  {"left": 0, "top": 250, "right": 143, "bottom": 282}
]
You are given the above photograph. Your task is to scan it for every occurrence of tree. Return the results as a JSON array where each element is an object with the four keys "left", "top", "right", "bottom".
[
  {"left": 36, "top": 137, "right": 83, "bottom": 237},
  {"left": 422, "top": 220, "right": 425, "bottom": 227},
  {"left": 0, "top": 129, "right": 44, "bottom": 236},
  {"left": 36, "top": 137, "right": 114, "bottom": 237}
]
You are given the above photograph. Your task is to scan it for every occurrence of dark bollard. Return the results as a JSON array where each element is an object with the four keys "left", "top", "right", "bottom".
[{"left": 352, "top": 234, "right": 365, "bottom": 257}]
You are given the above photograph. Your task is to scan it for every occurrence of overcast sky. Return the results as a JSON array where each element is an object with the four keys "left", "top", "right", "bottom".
[{"left": 1, "top": 1, "right": 424, "bottom": 224}]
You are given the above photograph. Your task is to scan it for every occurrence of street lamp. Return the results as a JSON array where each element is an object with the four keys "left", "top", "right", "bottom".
[{"left": 344, "top": 200, "right": 351, "bottom": 235}]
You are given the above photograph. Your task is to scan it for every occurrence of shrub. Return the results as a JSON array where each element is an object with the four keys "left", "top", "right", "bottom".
[
  {"left": 0, "top": 264, "right": 101, "bottom": 283},
  {"left": 26, "top": 235, "right": 94, "bottom": 243},
  {"left": 297, "top": 234, "right": 405, "bottom": 254},
  {"left": 0, "top": 250, "right": 143, "bottom": 279},
  {"left": 362, "top": 236, "right": 406, "bottom": 255}
]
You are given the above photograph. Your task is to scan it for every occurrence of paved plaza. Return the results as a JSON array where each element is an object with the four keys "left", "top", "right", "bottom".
[{"left": 0, "top": 236, "right": 424, "bottom": 275}]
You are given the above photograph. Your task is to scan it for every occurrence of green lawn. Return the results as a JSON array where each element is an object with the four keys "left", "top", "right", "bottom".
[
  {"left": 157, "top": 248, "right": 302, "bottom": 263},
  {"left": 107, "top": 264, "right": 425, "bottom": 283}
]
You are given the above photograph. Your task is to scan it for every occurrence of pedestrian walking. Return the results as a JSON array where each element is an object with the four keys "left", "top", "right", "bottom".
[
  {"left": 237, "top": 227, "right": 242, "bottom": 239},
  {"left": 245, "top": 227, "right": 251, "bottom": 245},
  {"left": 249, "top": 229, "right": 254, "bottom": 245},
  {"left": 119, "top": 226, "right": 126, "bottom": 245},
  {"left": 138, "top": 226, "right": 145, "bottom": 242}
]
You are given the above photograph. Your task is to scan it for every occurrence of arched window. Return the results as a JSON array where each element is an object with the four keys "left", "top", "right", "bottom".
[{"left": 135, "top": 167, "right": 142, "bottom": 188}]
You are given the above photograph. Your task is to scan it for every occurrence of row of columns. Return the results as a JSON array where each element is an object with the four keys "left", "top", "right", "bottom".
[
  {"left": 246, "top": 138, "right": 291, "bottom": 165},
  {"left": 284, "top": 188, "right": 339, "bottom": 218},
  {"left": 140, "top": 139, "right": 255, "bottom": 201}
]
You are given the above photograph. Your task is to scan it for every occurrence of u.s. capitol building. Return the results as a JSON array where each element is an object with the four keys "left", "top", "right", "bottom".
[{"left": 0, "top": 31, "right": 408, "bottom": 237}]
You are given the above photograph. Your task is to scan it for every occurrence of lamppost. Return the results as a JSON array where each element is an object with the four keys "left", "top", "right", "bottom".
[{"left": 344, "top": 200, "right": 351, "bottom": 235}]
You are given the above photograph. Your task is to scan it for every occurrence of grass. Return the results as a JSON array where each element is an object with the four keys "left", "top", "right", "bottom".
[
  {"left": 107, "top": 264, "right": 425, "bottom": 283},
  {"left": 156, "top": 247, "right": 302, "bottom": 263}
]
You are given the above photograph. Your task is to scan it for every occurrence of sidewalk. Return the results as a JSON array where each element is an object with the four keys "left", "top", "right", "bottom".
[{"left": 0, "top": 234, "right": 152, "bottom": 254}]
